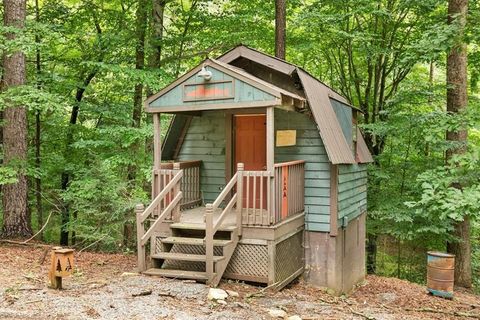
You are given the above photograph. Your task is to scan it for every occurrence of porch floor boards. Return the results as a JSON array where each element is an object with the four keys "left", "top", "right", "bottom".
[{"left": 179, "top": 205, "right": 269, "bottom": 227}]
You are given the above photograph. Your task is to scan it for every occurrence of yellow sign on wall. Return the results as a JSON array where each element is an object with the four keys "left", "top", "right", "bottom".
[{"left": 276, "top": 130, "right": 296, "bottom": 147}]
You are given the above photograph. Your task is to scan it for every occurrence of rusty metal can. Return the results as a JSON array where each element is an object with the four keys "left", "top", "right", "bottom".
[{"left": 427, "top": 251, "right": 455, "bottom": 299}]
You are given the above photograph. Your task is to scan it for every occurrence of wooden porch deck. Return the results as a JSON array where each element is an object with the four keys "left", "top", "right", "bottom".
[
  {"left": 137, "top": 160, "right": 306, "bottom": 288},
  {"left": 178, "top": 206, "right": 269, "bottom": 227},
  {"left": 179, "top": 206, "right": 233, "bottom": 224}
]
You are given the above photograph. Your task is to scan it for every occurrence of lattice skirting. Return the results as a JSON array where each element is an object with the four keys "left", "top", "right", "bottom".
[
  {"left": 275, "top": 229, "right": 304, "bottom": 283},
  {"left": 154, "top": 227, "right": 304, "bottom": 287},
  {"left": 224, "top": 243, "right": 269, "bottom": 281}
]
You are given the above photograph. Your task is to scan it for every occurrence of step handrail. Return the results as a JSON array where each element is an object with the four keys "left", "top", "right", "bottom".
[
  {"left": 212, "top": 172, "right": 238, "bottom": 210},
  {"left": 140, "top": 191, "right": 182, "bottom": 246},
  {"left": 204, "top": 163, "right": 244, "bottom": 285},
  {"left": 136, "top": 167, "right": 183, "bottom": 272},
  {"left": 139, "top": 170, "right": 183, "bottom": 223}
]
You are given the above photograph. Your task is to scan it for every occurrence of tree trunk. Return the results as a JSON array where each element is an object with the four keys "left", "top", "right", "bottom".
[
  {"left": 366, "top": 234, "right": 377, "bottom": 274},
  {"left": 60, "top": 72, "right": 97, "bottom": 246},
  {"left": 124, "top": 0, "right": 148, "bottom": 248},
  {"left": 148, "top": 0, "right": 166, "bottom": 78},
  {"left": 34, "top": 0, "right": 44, "bottom": 241},
  {"left": 144, "top": 0, "right": 167, "bottom": 193},
  {"left": 275, "top": 0, "right": 286, "bottom": 59},
  {"left": 1, "top": 0, "right": 31, "bottom": 239},
  {"left": 146, "top": 0, "right": 166, "bottom": 98},
  {"left": 445, "top": 0, "right": 471, "bottom": 288}
]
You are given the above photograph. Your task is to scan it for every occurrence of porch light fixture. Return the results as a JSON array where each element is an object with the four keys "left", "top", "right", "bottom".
[{"left": 197, "top": 64, "right": 212, "bottom": 81}]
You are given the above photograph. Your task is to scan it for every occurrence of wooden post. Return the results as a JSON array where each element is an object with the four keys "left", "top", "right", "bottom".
[
  {"left": 153, "top": 113, "right": 161, "bottom": 215},
  {"left": 153, "top": 113, "right": 162, "bottom": 170},
  {"left": 266, "top": 107, "right": 275, "bottom": 224},
  {"left": 205, "top": 203, "right": 214, "bottom": 285},
  {"left": 329, "top": 164, "right": 338, "bottom": 237},
  {"left": 236, "top": 163, "right": 244, "bottom": 235},
  {"left": 135, "top": 203, "right": 146, "bottom": 272},
  {"left": 173, "top": 163, "right": 181, "bottom": 222}
]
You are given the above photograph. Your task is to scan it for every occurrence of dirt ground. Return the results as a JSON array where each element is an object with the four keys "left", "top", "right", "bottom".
[{"left": 1, "top": 243, "right": 479, "bottom": 320}]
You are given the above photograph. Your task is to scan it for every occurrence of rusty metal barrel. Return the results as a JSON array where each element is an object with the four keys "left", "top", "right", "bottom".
[{"left": 427, "top": 251, "right": 455, "bottom": 299}]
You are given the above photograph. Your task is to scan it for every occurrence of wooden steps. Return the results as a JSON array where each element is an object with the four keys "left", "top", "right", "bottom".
[
  {"left": 161, "top": 236, "right": 231, "bottom": 246},
  {"left": 144, "top": 268, "right": 211, "bottom": 281},
  {"left": 151, "top": 252, "right": 224, "bottom": 262},
  {"left": 144, "top": 219, "right": 240, "bottom": 286},
  {"left": 170, "top": 222, "right": 236, "bottom": 232}
]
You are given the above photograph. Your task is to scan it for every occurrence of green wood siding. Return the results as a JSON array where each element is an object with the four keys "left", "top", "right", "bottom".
[
  {"left": 150, "top": 67, "right": 277, "bottom": 109},
  {"left": 274, "top": 109, "right": 331, "bottom": 232},
  {"left": 174, "top": 108, "right": 367, "bottom": 233},
  {"left": 177, "top": 111, "right": 225, "bottom": 203},
  {"left": 337, "top": 164, "right": 367, "bottom": 224}
]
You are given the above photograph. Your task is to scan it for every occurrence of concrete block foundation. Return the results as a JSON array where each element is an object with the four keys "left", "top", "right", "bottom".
[{"left": 304, "top": 212, "right": 366, "bottom": 295}]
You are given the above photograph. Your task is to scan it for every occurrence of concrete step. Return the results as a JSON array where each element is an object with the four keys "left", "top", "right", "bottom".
[
  {"left": 144, "top": 268, "right": 211, "bottom": 281},
  {"left": 151, "top": 252, "right": 225, "bottom": 262},
  {"left": 161, "top": 236, "right": 231, "bottom": 246}
]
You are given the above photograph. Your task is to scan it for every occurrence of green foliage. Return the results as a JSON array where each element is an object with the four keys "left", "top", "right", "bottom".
[
  {"left": 62, "top": 157, "right": 147, "bottom": 251},
  {"left": 405, "top": 151, "right": 480, "bottom": 224},
  {"left": 0, "top": 166, "right": 19, "bottom": 185}
]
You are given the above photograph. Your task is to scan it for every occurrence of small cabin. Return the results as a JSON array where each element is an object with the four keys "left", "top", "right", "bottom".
[{"left": 136, "top": 45, "right": 373, "bottom": 294}]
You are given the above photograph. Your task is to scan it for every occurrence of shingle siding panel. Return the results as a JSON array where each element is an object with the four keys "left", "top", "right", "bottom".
[
  {"left": 337, "top": 164, "right": 368, "bottom": 223},
  {"left": 274, "top": 109, "right": 331, "bottom": 232},
  {"left": 177, "top": 111, "right": 225, "bottom": 204}
]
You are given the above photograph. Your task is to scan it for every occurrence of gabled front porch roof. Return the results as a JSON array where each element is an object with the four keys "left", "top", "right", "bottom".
[
  {"left": 152, "top": 45, "right": 373, "bottom": 165},
  {"left": 144, "top": 58, "right": 306, "bottom": 113}
]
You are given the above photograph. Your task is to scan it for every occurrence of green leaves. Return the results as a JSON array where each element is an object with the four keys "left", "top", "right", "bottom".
[
  {"left": 405, "top": 151, "right": 480, "bottom": 231},
  {"left": 0, "top": 166, "right": 19, "bottom": 185},
  {"left": 0, "top": 85, "right": 66, "bottom": 113}
]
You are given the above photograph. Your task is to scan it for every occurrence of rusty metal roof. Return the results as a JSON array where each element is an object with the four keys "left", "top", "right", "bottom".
[
  {"left": 218, "top": 45, "right": 356, "bottom": 110},
  {"left": 161, "top": 45, "right": 373, "bottom": 164},
  {"left": 218, "top": 45, "right": 297, "bottom": 75},
  {"left": 218, "top": 45, "right": 372, "bottom": 164},
  {"left": 297, "top": 69, "right": 356, "bottom": 164},
  {"left": 356, "top": 127, "right": 374, "bottom": 163}
]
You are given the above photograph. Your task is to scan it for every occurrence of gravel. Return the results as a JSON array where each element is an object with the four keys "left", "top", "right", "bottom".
[
  {"left": 2, "top": 245, "right": 480, "bottom": 320},
  {"left": 0, "top": 275, "right": 264, "bottom": 320}
]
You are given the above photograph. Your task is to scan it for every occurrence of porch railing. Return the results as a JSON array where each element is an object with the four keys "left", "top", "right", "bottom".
[
  {"left": 273, "top": 160, "right": 305, "bottom": 224},
  {"left": 204, "top": 163, "right": 244, "bottom": 284},
  {"left": 238, "top": 161, "right": 305, "bottom": 226},
  {"left": 241, "top": 169, "right": 273, "bottom": 226},
  {"left": 136, "top": 166, "right": 183, "bottom": 271},
  {"left": 152, "top": 160, "right": 202, "bottom": 215}
]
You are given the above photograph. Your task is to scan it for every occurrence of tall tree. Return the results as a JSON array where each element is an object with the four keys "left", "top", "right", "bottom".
[
  {"left": 296, "top": 0, "right": 448, "bottom": 274},
  {"left": 60, "top": 71, "right": 98, "bottom": 245},
  {"left": 446, "top": 0, "right": 471, "bottom": 288},
  {"left": 124, "top": 0, "right": 148, "bottom": 247},
  {"left": 275, "top": 0, "right": 286, "bottom": 59},
  {"left": 34, "top": 0, "right": 44, "bottom": 240},
  {"left": 148, "top": 0, "right": 167, "bottom": 77},
  {"left": 1, "top": 0, "right": 31, "bottom": 238},
  {"left": 60, "top": 4, "right": 104, "bottom": 245}
]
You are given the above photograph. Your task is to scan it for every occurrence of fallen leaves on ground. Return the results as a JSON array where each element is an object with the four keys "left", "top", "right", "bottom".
[{"left": 0, "top": 243, "right": 479, "bottom": 319}]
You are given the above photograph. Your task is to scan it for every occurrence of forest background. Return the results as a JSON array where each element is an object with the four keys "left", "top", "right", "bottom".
[{"left": 1, "top": 0, "right": 480, "bottom": 291}]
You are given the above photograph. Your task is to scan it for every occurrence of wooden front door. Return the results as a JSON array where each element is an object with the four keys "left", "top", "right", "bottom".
[{"left": 234, "top": 114, "right": 267, "bottom": 209}]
